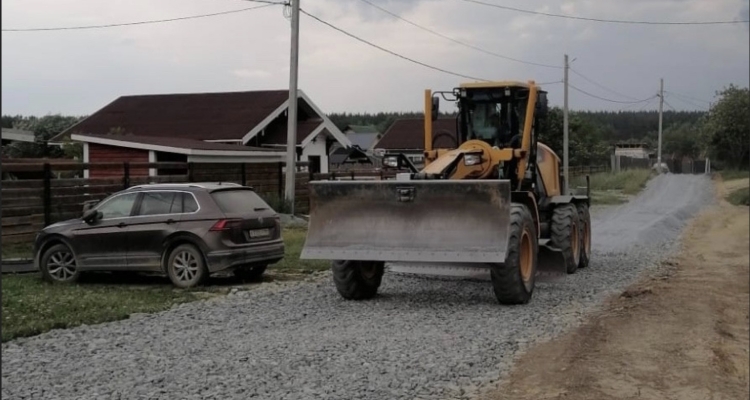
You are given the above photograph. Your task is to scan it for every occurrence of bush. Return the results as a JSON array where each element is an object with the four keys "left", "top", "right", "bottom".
[
  {"left": 261, "top": 193, "right": 293, "bottom": 214},
  {"left": 727, "top": 187, "right": 749, "bottom": 206}
]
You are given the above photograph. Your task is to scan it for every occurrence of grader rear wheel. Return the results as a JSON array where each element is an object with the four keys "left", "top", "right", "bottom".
[
  {"left": 551, "top": 204, "right": 582, "bottom": 274},
  {"left": 577, "top": 203, "right": 592, "bottom": 269},
  {"left": 490, "top": 203, "right": 538, "bottom": 305}
]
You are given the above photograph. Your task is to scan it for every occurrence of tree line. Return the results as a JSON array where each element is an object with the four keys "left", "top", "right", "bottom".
[{"left": 3, "top": 85, "right": 747, "bottom": 169}]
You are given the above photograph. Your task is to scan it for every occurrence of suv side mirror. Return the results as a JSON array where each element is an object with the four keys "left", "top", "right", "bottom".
[{"left": 82, "top": 208, "right": 101, "bottom": 223}]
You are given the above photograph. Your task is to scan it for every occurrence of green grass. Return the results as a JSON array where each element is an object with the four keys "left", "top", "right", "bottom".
[
  {"left": 2, "top": 243, "right": 33, "bottom": 260},
  {"left": 571, "top": 169, "right": 654, "bottom": 205},
  {"left": 727, "top": 187, "right": 750, "bottom": 206},
  {"left": 719, "top": 169, "right": 750, "bottom": 182},
  {"left": 275, "top": 226, "right": 329, "bottom": 273},
  {"left": 1, "top": 274, "right": 202, "bottom": 342},
  {"left": 0, "top": 227, "right": 325, "bottom": 342}
]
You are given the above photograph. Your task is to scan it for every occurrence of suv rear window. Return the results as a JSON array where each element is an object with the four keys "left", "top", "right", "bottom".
[{"left": 210, "top": 189, "right": 270, "bottom": 214}]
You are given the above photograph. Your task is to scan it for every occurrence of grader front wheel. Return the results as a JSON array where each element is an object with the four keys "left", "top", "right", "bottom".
[
  {"left": 490, "top": 203, "right": 539, "bottom": 305},
  {"left": 332, "top": 260, "right": 385, "bottom": 300}
]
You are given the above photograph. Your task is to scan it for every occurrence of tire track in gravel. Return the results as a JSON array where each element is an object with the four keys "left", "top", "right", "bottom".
[{"left": 1, "top": 174, "right": 714, "bottom": 400}]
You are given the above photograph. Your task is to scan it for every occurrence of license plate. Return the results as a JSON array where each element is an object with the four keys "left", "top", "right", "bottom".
[{"left": 246, "top": 228, "right": 271, "bottom": 239}]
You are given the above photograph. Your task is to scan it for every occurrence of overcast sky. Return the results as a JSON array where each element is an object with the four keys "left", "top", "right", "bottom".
[{"left": 2, "top": 0, "right": 748, "bottom": 116}]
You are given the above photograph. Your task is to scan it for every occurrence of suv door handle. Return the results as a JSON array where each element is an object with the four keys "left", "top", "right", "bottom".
[
  {"left": 166, "top": 218, "right": 176, "bottom": 224},
  {"left": 117, "top": 222, "right": 126, "bottom": 228}
]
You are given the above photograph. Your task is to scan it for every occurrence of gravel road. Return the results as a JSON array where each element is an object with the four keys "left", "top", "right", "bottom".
[{"left": 1, "top": 174, "right": 714, "bottom": 400}]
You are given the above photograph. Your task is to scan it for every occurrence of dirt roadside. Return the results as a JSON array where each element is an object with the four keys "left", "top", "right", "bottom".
[{"left": 482, "top": 177, "right": 749, "bottom": 400}]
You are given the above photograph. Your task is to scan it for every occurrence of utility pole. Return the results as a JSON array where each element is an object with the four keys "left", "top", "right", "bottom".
[
  {"left": 563, "top": 54, "right": 569, "bottom": 194},
  {"left": 657, "top": 78, "right": 664, "bottom": 174},
  {"left": 284, "top": 0, "right": 300, "bottom": 214}
]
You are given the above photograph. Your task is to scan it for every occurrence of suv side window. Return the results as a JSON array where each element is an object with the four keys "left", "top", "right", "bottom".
[
  {"left": 97, "top": 192, "right": 139, "bottom": 219},
  {"left": 182, "top": 192, "right": 199, "bottom": 213},
  {"left": 138, "top": 191, "right": 179, "bottom": 216}
]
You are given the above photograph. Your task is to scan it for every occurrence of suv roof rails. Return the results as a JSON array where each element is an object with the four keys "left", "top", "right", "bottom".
[{"left": 126, "top": 182, "right": 244, "bottom": 190}]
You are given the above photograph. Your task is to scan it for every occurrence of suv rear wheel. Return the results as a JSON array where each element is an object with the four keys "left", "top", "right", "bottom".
[{"left": 166, "top": 244, "right": 207, "bottom": 289}]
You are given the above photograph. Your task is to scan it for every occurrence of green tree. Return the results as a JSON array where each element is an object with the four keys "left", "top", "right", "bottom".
[
  {"left": 702, "top": 85, "right": 750, "bottom": 168},
  {"left": 2, "top": 114, "right": 85, "bottom": 158},
  {"left": 662, "top": 122, "right": 703, "bottom": 159}
]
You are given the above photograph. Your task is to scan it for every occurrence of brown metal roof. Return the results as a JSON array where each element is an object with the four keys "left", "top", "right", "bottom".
[
  {"left": 259, "top": 118, "right": 325, "bottom": 145},
  {"left": 55, "top": 90, "right": 290, "bottom": 142},
  {"left": 374, "top": 118, "right": 458, "bottom": 150},
  {"left": 77, "top": 133, "right": 278, "bottom": 152}
]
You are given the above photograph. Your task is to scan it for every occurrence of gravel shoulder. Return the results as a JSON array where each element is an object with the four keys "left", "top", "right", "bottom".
[
  {"left": 1, "top": 174, "right": 715, "bottom": 400},
  {"left": 480, "top": 176, "right": 749, "bottom": 400}
]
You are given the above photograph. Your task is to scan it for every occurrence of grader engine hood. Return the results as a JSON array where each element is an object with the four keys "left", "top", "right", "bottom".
[{"left": 301, "top": 180, "right": 512, "bottom": 264}]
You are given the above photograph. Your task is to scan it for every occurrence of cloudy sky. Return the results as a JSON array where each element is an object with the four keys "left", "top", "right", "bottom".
[{"left": 2, "top": 0, "right": 748, "bottom": 116}]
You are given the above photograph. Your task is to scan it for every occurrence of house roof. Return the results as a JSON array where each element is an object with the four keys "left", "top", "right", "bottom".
[
  {"left": 347, "top": 132, "right": 379, "bottom": 150},
  {"left": 72, "top": 133, "right": 283, "bottom": 157},
  {"left": 2, "top": 128, "right": 36, "bottom": 143},
  {"left": 344, "top": 125, "right": 379, "bottom": 134},
  {"left": 329, "top": 146, "right": 375, "bottom": 165},
  {"left": 53, "top": 90, "right": 289, "bottom": 143},
  {"left": 54, "top": 90, "right": 352, "bottom": 150},
  {"left": 259, "top": 119, "right": 327, "bottom": 145},
  {"left": 374, "top": 118, "right": 457, "bottom": 150}
]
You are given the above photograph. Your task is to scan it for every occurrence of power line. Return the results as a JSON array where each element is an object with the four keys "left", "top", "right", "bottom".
[
  {"left": 569, "top": 68, "right": 641, "bottom": 101},
  {"left": 664, "top": 90, "right": 712, "bottom": 104},
  {"left": 569, "top": 83, "right": 656, "bottom": 104},
  {"left": 299, "top": 8, "right": 489, "bottom": 82},
  {"left": 663, "top": 99, "right": 677, "bottom": 112},
  {"left": 458, "top": 0, "right": 750, "bottom": 25},
  {"left": 664, "top": 93, "right": 709, "bottom": 111},
  {"left": 356, "top": 0, "right": 560, "bottom": 69},
  {"left": 2, "top": 2, "right": 281, "bottom": 32}
]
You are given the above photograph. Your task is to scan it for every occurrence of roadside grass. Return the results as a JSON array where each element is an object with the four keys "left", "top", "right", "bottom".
[
  {"left": 1, "top": 274, "right": 202, "bottom": 342},
  {"left": 727, "top": 187, "right": 750, "bottom": 206},
  {"left": 719, "top": 169, "right": 750, "bottom": 182},
  {"left": 572, "top": 169, "right": 653, "bottom": 205},
  {"left": 274, "top": 226, "right": 329, "bottom": 274},
  {"left": 1, "top": 226, "right": 324, "bottom": 342},
  {"left": 2, "top": 243, "right": 33, "bottom": 260}
]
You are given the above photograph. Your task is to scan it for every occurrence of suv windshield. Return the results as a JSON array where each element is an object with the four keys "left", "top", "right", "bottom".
[{"left": 210, "top": 189, "right": 270, "bottom": 214}]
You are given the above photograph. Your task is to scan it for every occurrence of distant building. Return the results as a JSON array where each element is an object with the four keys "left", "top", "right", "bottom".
[
  {"left": 373, "top": 118, "right": 457, "bottom": 168},
  {"left": 613, "top": 143, "right": 650, "bottom": 159}
]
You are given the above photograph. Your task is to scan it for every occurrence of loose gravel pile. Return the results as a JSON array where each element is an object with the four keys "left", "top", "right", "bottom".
[{"left": 1, "top": 174, "right": 714, "bottom": 400}]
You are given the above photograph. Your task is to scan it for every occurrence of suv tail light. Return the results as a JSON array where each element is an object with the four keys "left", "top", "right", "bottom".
[{"left": 209, "top": 219, "right": 242, "bottom": 231}]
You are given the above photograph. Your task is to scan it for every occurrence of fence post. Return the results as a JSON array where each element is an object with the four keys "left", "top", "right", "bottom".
[
  {"left": 187, "top": 162, "right": 194, "bottom": 182},
  {"left": 240, "top": 163, "right": 246, "bottom": 186},
  {"left": 277, "top": 162, "right": 283, "bottom": 199},
  {"left": 43, "top": 163, "right": 51, "bottom": 227},
  {"left": 123, "top": 162, "right": 130, "bottom": 189}
]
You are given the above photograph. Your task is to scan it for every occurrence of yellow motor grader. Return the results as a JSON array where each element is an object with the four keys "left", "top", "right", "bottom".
[{"left": 301, "top": 80, "right": 591, "bottom": 304}]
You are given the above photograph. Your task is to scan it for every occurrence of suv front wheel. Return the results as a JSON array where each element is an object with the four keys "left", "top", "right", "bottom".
[{"left": 166, "top": 244, "right": 207, "bottom": 289}]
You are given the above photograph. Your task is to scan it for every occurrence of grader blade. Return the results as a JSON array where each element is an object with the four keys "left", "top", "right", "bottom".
[
  {"left": 301, "top": 180, "right": 512, "bottom": 265},
  {"left": 536, "top": 240, "right": 568, "bottom": 279}
]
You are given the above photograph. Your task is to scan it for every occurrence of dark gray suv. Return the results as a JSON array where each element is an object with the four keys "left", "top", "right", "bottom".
[{"left": 33, "top": 183, "right": 284, "bottom": 288}]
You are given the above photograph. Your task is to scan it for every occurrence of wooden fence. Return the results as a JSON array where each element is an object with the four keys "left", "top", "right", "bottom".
[
  {"left": 1, "top": 161, "right": 311, "bottom": 245},
  {"left": 1, "top": 160, "right": 615, "bottom": 246}
]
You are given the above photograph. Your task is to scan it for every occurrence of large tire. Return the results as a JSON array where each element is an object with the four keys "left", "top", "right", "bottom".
[
  {"left": 490, "top": 203, "right": 538, "bottom": 305},
  {"left": 234, "top": 264, "right": 267, "bottom": 282},
  {"left": 332, "top": 260, "right": 385, "bottom": 300},
  {"left": 166, "top": 244, "right": 207, "bottom": 289},
  {"left": 551, "top": 203, "right": 581, "bottom": 274},
  {"left": 40, "top": 243, "right": 80, "bottom": 284},
  {"left": 576, "top": 203, "right": 592, "bottom": 269}
]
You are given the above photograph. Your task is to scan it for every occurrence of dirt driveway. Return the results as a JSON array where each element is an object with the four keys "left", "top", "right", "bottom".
[{"left": 483, "top": 177, "right": 749, "bottom": 400}]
